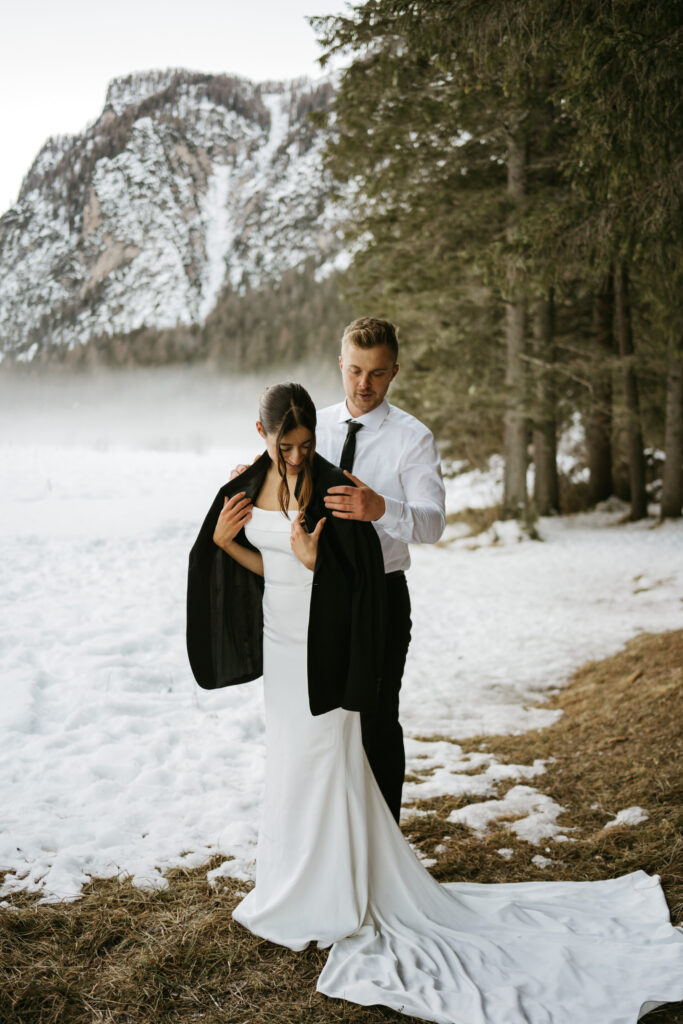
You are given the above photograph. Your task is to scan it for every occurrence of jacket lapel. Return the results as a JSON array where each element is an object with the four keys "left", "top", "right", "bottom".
[{"left": 222, "top": 451, "right": 270, "bottom": 504}]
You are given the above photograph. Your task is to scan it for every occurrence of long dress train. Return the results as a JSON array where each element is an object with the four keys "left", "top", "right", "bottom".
[{"left": 232, "top": 506, "right": 683, "bottom": 1023}]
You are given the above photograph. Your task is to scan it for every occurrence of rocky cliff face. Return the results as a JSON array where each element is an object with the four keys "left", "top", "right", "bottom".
[{"left": 0, "top": 70, "right": 343, "bottom": 364}]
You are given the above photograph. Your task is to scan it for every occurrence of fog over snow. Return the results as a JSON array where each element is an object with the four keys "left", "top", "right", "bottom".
[{"left": 1, "top": 368, "right": 681, "bottom": 902}]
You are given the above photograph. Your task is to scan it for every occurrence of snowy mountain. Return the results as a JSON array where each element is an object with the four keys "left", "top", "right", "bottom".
[{"left": 0, "top": 70, "right": 345, "bottom": 364}]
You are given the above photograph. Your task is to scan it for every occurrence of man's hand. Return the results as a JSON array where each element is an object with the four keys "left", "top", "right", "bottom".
[
  {"left": 323, "top": 471, "right": 386, "bottom": 521},
  {"left": 213, "top": 492, "right": 252, "bottom": 550},
  {"left": 229, "top": 454, "right": 261, "bottom": 481}
]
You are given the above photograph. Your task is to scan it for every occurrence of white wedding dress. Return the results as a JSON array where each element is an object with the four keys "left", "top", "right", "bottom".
[{"left": 232, "top": 507, "right": 683, "bottom": 1023}]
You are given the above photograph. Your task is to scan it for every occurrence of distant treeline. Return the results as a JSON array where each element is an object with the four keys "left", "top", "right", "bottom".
[{"left": 310, "top": 0, "right": 682, "bottom": 520}]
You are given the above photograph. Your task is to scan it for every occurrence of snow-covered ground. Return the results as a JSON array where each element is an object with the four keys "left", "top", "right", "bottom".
[{"left": 1, "top": 369, "right": 681, "bottom": 903}]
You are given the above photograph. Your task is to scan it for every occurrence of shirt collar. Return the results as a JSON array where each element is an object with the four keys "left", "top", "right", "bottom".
[{"left": 336, "top": 398, "right": 390, "bottom": 432}]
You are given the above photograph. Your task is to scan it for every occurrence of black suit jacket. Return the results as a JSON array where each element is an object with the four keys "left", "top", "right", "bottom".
[{"left": 186, "top": 452, "right": 387, "bottom": 716}]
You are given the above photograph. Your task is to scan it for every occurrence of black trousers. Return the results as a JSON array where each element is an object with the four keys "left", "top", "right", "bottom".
[{"left": 360, "top": 570, "right": 412, "bottom": 823}]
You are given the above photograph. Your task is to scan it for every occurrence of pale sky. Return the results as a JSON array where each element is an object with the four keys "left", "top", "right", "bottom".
[{"left": 1, "top": 0, "right": 350, "bottom": 215}]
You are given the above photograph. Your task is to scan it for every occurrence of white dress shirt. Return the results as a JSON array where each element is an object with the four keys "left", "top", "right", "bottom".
[{"left": 315, "top": 399, "right": 446, "bottom": 573}]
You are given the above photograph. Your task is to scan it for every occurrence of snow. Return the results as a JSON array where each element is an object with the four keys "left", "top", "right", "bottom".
[
  {"left": 448, "top": 786, "right": 571, "bottom": 843},
  {"left": 404, "top": 505, "right": 682, "bottom": 740},
  {"left": 402, "top": 745, "right": 548, "bottom": 803},
  {"left": 1, "top": 369, "right": 682, "bottom": 903},
  {"left": 603, "top": 807, "right": 650, "bottom": 830},
  {"left": 198, "top": 163, "right": 234, "bottom": 321},
  {"left": 259, "top": 92, "right": 292, "bottom": 166},
  {"left": 443, "top": 454, "right": 505, "bottom": 513}
]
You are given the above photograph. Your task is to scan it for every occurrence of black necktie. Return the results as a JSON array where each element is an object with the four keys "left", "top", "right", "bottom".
[{"left": 339, "top": 420, "right": 363, "bottom": 472}]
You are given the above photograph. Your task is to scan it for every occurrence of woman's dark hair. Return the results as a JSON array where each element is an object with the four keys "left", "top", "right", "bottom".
[{"left": 258, "top": 382, "right": 316, "bottom": 516}]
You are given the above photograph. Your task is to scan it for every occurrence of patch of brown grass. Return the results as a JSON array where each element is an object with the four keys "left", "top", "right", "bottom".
[
  {"left": 1, "top": 631, "right": 682, "bottom": 1023},
  {"left": 0, "top": 865, "right": 412, "bottom": 1023},
  {"left": 444, "top": 503, "right": 503, "bottom": 538}
]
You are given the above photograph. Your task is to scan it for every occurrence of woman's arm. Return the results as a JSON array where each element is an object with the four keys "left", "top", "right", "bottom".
[
  {"left": 221, "top": 539, "right": 263, "bottom": 576},
  {"left": 213, "top": 492, "right": 264, "bottom": 577}
]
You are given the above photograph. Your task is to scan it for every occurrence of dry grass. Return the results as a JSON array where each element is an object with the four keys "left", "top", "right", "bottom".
[
  {"left": 444, "top": 504, "right": 503, "bottom": 538},
  {"left": 2, "top": 631, "right": 682, "bottom": 1023},
  {"left": 0, "top": 866, "right": 407, "bottom": 1024}
]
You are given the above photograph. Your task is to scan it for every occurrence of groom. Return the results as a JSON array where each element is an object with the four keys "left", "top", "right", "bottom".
[
  {"left": 231, "top": 317, "right": 446, "bottom": 822},
  {"left": 315, "top": 318, "right": 446, "bottom": 822}
]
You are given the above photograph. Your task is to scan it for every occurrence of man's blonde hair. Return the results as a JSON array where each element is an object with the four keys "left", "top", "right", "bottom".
[{"left": 341, "top": 317, "right": 399, "bottom": 362}]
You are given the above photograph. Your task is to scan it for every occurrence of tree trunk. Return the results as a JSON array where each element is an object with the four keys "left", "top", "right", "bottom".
[
  {"left": 586, "top": 272, "right": 614, "bottom": 504},
  {"left": 532, "top": 290, "right": 559, "bottom": 514},
  {"left": 614, "top": 263, "right": 647, "bottom": 520},
  {"left": 661, "top": 334, "right": 683, "bottom": 518},
  {"left": 502, "top": 122, "right": 528, "bottom": 519}
]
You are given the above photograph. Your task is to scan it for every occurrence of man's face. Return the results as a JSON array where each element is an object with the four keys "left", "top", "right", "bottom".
[{"left": 339, "top": 342, "right": 399, "bottom": 418}]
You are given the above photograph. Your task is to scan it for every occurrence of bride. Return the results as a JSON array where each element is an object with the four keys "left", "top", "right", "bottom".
[{"left": 187, "top": 381, "right": 683, "bottom": 1024}]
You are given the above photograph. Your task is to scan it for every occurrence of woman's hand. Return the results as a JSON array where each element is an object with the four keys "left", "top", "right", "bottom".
[
  {"left": 290, "top": 513, "right": 325, "bottom": 571},
  {"left": 213, "top": 492, "right": 252, "bottom": 550}
]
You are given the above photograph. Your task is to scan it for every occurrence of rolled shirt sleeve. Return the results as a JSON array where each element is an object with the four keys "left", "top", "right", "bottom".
[{"left": 375, "top": 431, "right": 446, "bottom": 544}]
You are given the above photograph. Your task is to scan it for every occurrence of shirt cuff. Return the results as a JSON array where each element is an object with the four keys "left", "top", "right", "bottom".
[{"left": 375, "top": 494, "right": 402, "bottom": 530}]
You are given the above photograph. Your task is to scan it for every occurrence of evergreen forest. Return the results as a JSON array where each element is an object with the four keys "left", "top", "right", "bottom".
[{"left": 308, "top": 0, "right": 682, "bottom": 520}]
